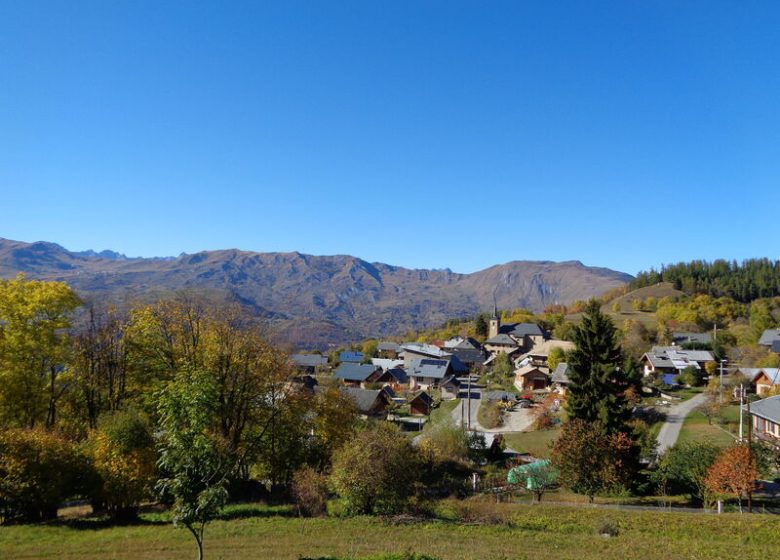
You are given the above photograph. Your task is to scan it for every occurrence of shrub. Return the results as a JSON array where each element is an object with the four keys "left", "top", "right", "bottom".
[
  {"left": 0, "top": 428, "right": 93, "bottom": 522},
  {"left": 597, "top": 519, "right": 619, "bottom": 537},
  {"left": 478, "top": 401, "right": 504, "bottom": 429},
  {"left": 90, "top": 410, "right": 156, "bottom": 521},
  {"left": 329, "top": 423, "right": 421, "bottom": 515},
  {"left": 292, "top": 467, "right": 328, "bottom": 517},
  {"left": 534, "top": 409, "right": 555, "bottom": 431}
]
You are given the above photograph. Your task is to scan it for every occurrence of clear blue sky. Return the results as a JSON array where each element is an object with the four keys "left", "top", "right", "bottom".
[{"left": 2, "top": 1, "right": 779, "bottom": 275}]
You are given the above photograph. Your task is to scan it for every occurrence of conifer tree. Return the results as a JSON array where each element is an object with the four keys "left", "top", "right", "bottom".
[{"left": 566, "top": 300, "right": 631, "bottom": 434}]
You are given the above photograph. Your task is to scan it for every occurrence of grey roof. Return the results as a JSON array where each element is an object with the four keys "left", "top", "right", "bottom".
[
  {"left": 341, "top": 387, "right": 390, "bottom": 413},
  {"left": 649, "top": 346, "right": 715, "bottom": 363},
  {"left": 748, "top": 394, "right": 780, "bottom": 424},
  {"left": 485, "top": 333, "right": 518, "bottom": 346},
  {"left": 454, "top": 337, "right": 482, "bottom": 350},
  {"left": 736, "top": 367, "right": 764, "bottom": 381},
  {"left": 759, "top": 329, "right": 780, "bottom": 346},
  {"left": 409, "top": 358, "right": 451, "bottom": 380},
  {"left": 552, "top": 362, "right": 571, "bottom": 384},
  {"left": 334, "top": 363, "right": 380, "bottom": 382},
  {"left": 339, "top": 351, "right": 365, "bottom": 363},
  {"left": 450, "top": 347, "right": 486, "bottom": 365},
  {"left": 378, "top": 341, "right": 401, "bottom": 352},
  {"left": 384, "top": 367, "right": 409, "bottom": 383},
  {"left": 773, "top": 340, "right": 780, "bottom": 354},
  {"left": 409, "top": 391, "right": 434, "bottom": 405},
  {"left": 371, "top": 358, "right": 405, "bottom": 370},
  {"left": 672, "top": 332, "right": 713, "bottom": 345},
  {"left": 400, "top": 343, "right": 452, "bottom": 359},
  {"left": 504, "top": 323, "right": 545, "bottom": 338},
  {"left": 291, "top": 354, "right": 329, "bottom": 368}
]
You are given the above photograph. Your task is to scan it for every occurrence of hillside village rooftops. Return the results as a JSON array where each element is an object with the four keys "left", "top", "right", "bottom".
[{"left": 748, "top": 394, "right": 780, "bottom": 424}]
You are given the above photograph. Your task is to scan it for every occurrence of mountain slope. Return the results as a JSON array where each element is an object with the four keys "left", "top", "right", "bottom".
[{"left": 0, "top": 238, "right": 633, "bottom": 346}]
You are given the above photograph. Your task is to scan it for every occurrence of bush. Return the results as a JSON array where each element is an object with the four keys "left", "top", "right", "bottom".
[
  {"left": 292, "top": 467, "right": 328, "bottom": 517},
  {"left": 0, "top": 428, "right": 93, "bottom": 523},
  {"left": 597, "top": 519, "right": 619, "bottom": 537},
  {"left": 534, "top": 409, "right": 555, "bottom": 430},
  {"left": 329, "top": 423, "right": 421, "bottom": 515},
  {"left": 89, "top": 410, "right": 156, "bottom": 521},
  {"left": 478, "top": 401, "right": 504, "bottom": 429}
]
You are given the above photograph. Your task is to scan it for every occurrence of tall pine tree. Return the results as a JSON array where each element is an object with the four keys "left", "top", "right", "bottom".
[{"left": 566, "top": 300, "right": 632, "bottom": 434}]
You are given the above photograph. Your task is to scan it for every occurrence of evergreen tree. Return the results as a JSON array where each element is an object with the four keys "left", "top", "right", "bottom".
[{"left": 566, "top": 300, "right": 631, "bottom": 434}]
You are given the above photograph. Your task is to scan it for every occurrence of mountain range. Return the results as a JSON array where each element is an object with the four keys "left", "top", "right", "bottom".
[{"left": 0, "top": 238, "right": 633, "bottom": 348}]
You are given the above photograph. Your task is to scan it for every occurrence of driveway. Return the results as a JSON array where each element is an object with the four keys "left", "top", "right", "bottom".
[
  {"left": 450, "top": 393, "right": 535, "bottom": 433},
  {"left": 655, "top": 392, "right": 710, "bottom": 455}
]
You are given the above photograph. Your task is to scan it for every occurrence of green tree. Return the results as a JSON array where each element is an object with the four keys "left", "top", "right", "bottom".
[
  {"left": 547, "top": 347, "right": 566, "bottom": 374},
  {"left": 491, "top": 352, "right": 513, "bottom": 378},
  {"left": 678, "top": 365, "right": 703, "bottom": 387},
  {"left": 155, "top": 368, "right": 231, "bottom": 560},
  {"left": 653, "top": 441, "right": 720, "bottom": 505},
  {"left": 474, "top": 314, "right": 489, "bottom": 339},
  {"left": 0, "top": 275, "right": 81, "bottom": 428},
  {"left": 566, "top": 300, "right": 631, "bottom": 434},
  {"left": 329, "top": 423, "right": 420, "bottom": 515}
]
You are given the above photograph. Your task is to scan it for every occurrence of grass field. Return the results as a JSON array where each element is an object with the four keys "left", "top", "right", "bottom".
[
  {"left": 2, "top": 501, "right": 779, "bottom": 560},
  {"left": 504, "top": 427, "right": 561, "bottom": 459},
  {"left": 677, "top": 405, "right": 740, "bottom": 447}
]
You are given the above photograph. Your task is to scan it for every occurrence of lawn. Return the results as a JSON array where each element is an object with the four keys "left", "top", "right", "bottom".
[
  {"left": 676, "top": 406, "right": 740, "bottom": 448},
  {"left": 423, "top": 398, "right": 460, "bottom": 432},
  {"left": 2, "top": 501, "right": 780, "bottom": 560},
  {"left": 503, "top": 427, "right": 561, "bottom": 459}
]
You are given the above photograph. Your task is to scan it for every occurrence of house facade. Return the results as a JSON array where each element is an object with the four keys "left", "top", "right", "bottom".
[{"left": 748, "top": 394, "right": 780, "bottom": 446}]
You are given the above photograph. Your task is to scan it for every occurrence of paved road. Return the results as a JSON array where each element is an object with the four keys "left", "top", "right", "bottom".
[
  {"left": 450, "top": 393, "right": 535, "bottom": 433},
  {"left": 655, "top": 392, "right": 710, "bottom": 455}
]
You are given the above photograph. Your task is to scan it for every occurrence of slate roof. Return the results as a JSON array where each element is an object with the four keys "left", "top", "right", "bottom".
[
  {"left": 334, "top": 363, "right": 380, "bottom": 382},
  {"left": 759, "top": 329, "right": 780, "bottom": 346},
  {"left": 748, "top": 394, "right": 780, "bottom": 424},
  {"left": 384, "top": 367, "right": 409, "bottom": 384},
  {"left": 409, "top": 391, "right": 434, "bottom": 405},
  {"left": 371, "top": 358, "right": 405, "bottom": 370},
  {"left": 485, "top": 334, "right": 518, "bottom": 346},
  {"left": 672, "top": 332, "right": 713, "bottom": 345},
  {"left": 450, "top": 347, "right": 486, "bottom": 365},
  {"left": 341, "top": 387, "right": 390, "bottom": 414},
  {"left": 552, "top": 363, "right": 571, "bottom": 384},
  {"left": 502, "top": 323, "right": 545, "bottom": 338},
  {"left": 339, "top": 351, "right": 365, "bottom": 363},
  {"left": 773, "top": 340, "right": 780, "bottom": 354},
  {"left": 515, "top": 365, "right": 548, "bottom": 378},
  {"left": 291, "top": 354, "right": 329, "bottom": 368},
  {"left": 646, "top": 347, "right": 715, "bottom": 368},
  {"left": 736, "top": 367, "right": 764, "bottom": 381},
  {"left": 408, "top": 358, "right": 451, "bottom": 380}
]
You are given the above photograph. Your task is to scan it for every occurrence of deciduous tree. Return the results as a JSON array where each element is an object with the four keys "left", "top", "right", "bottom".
[{"left": 705, "top": 444, "right": 757, "bottom": 513}]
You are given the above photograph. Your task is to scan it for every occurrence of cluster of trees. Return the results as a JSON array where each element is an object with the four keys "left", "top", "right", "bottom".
[
  {"left": 631, "top": 259, "right": 780, "bottom": 302},
  {"left": 0, "top": 277, "right": 360, "bottom": 530}
]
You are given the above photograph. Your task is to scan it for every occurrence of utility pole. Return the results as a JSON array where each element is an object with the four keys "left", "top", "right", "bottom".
[
  {"left": 739, "top": 383, "right": 744, "bottom": 443},
  {"left": 467, "top": 372, "right": 472, "bottom": 431},
  {"left": 719, "top": 359, "right": 726, "bottom": 404},
  {"left": 747, "top": 398, "right": 753, "bottom": 513}
]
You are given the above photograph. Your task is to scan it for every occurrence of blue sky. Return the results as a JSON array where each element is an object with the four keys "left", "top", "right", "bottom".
[{"left": 2, "top": 1, "right": 779, "bottom": 275}]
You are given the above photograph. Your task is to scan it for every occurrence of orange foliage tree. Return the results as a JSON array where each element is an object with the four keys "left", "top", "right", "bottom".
[{"left": 705, "top": 444, "right": 757, "bottom": 513}]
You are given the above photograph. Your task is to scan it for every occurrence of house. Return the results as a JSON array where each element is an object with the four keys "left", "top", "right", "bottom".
[
  {"left": 399, "top": 343, "right": 453, "bottom": 367},
  {"left": 518, "top": 339, "right": 575, "bottom": 371},
  {"left": 409, "top": 391, "right": 434, "bottom": 416},
  {"left": 758, "top": 329, "right": 780, "bottom": 348},
  {"left": 551, "top": 362, "right": 572, "bottom": 394},
  {"left": 754, "top": 368, "right": 780, "bottom": 396},
  {"left": 514, "top": 365, "right": 550, "bottom": 391},
  {"left": 640, "top": 346, "right": 715, "bottom": 379},
  {"left": 333, "top": 363, "right": 382, "bottom": 387},
  {"left": 408, "top": 358, "right": 453, "bottom": 390},
  {"left": 439, "top": 375, "right": 461, "bottom": 400},
  {"left": 484, "top": 334, "right": 521, "bottom": 359},
  {"left": 373, "top": 367, "right": 409, "bottom": 392},
  {"left": 291, "top": 354, "right": 329, "bottom": 374},
  {"left": 747, "top": 394, "right": 780, "bottom": 447},
  {"left": 339, "top": 351, "right": 365, "bottom": 363},
  {"left": 377, "top": 341, "right": 401, "bottom": 358},
  {"left": 341, "top": 387, "right": 394, "bottom": 417}
]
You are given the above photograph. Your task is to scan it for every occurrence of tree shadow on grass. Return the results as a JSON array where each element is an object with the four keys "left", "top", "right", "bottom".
[{"left": 216, "top": 504, "right": 298, "bottom": 521}]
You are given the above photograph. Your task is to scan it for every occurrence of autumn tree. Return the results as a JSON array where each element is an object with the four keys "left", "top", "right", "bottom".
[
  {"left": 705, "top": 444, "right": 758, "bottom": 513},
  {"left": 653, "top": 441, "right": 720, "bottom": 505},
  {"left": 0, "top": 275, "right": 81, "bottom": 428},
  {"left": 551, "top": 419, "right": 636, "bottom": 502}
]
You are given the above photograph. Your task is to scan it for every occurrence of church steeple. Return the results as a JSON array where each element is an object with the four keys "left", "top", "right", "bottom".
[{"left": 489, "top": 292, "right": 500, "bottom": 339}]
